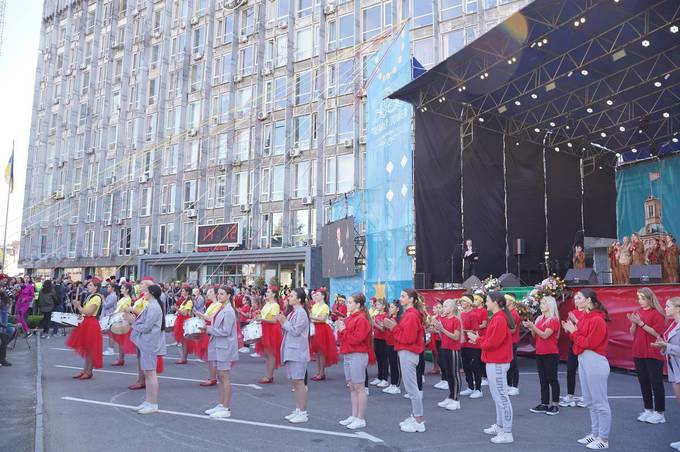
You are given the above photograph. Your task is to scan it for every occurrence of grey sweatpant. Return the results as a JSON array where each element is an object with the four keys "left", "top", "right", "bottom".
[
  {"left": 398, "top": 350, "right": 424, "bottom": 417},
  {"left": 487, "top": 363, "right": 513, "bottom": 433},
  {"left": 578, "top": 350, "right": 611, "bottom": 439}
]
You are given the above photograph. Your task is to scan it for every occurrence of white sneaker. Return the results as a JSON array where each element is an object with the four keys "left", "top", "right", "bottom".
[
  {"left": 137, "top": 404, "right": 158, "bottom": 414},
  {"left": 507, "top": 387, "right": 519, "bottom": 396},
  {"left": 469, "top": 390, "right": 483, "bottom": 399},
  {"left": 434, "top": 380, "right": 448, "bottom": 390},
  {"left": 577, "top": 434, "right": 597, "bottom": 445},
  {"left": 339, "top": 415, "right": 356, "bottom": 426},
  {"left": 377, "top": 380, "right": 389, "bottom": 388},
  {"left": 484, "top": 424, "right": 501, "bottom": 435},
  {"left": 670, "top": 441, "right": 680, "bottom": 451},
  {"left": 445, "top": 400, "right": 461, "bottom": 411},
  {"left": 559, "top": 395, "right": 576, "bottom": 407},
  {"left": 637, "top": 410, "right": 653, "bottom": 422},
  {"left": 346, "top": 418, "right": 366, "bottom": 430},
  {"left": 285, "top": 409, "right": 300, "bottom": 420},
  {"left": 404, "top": 392, "right": 411, "bottom": 399},
  {"left": 645, "top": 412, "right": 666, "bottom": 424},
  {"left": 586, "top": 439, "right": 609, "bottom": 449},
  {"left": 134, "top": 402, "right": 149, "bottom": 411},
  {"left": 103, "top": 347, "right": 116, "bottom": 356},
  {"left": 250, "top": 352, "right": 261, "bottom": 358},
  {"left": 210, "top": 408, "right": 231, "bottom": 419},
  {"left": 288, "top": 411, "right": 309, "bottom": 423},
  {"left": 438, "top": 398, "right": 455, "bottom": 408},
  {"left": 490, "top": 432, "right": 514, "bottom": 444},
  {"left": 238, "top": 347, "right": 250, "bottom": 353},
  {"left": 383, "top": 385, "right": 401, "bottom": 394},
  {"left": 577, "top": 400, "right": 588, "bottom": 408},
  {"left": 370, "top": 378, "right": 381, "bottom": 386},
  {"left": 400, "top": 415, "right": 415, "bottom": 427},
  {"left": 481, "top": 378, "right": 489, "bottom": 386},
  {"left": 365, "top": 387, "right": 370, "bottom": 396},
  {"left": 460, "top": 388, "right": 474, "bottom": 396},
  {"left": 204, "top": 404, "right": 225, "bottom": 415},
  {"left": 400, "top": 420, "right": 426, "bottom": 433}
]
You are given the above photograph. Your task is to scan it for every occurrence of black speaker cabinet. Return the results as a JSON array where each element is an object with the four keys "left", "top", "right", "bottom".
[
  {"left": 564, "top": 268, "right": 598, "bottom": 285},
  {"left": 414, "top": 272, "right": 432, "bottom": 290},
  {"left": 629, "top": 265, "right": 662, "bottom": 284},
  {"left": 498, "top": 273, "right": 520, "bottom": 288}
]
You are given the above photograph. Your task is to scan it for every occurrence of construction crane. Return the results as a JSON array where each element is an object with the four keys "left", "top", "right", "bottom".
[{"left": 0, "top": 0, "right": 5, "bottom": 56}]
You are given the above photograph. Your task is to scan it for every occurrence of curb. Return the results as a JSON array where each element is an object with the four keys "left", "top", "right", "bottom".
[{"left": 35, "top": 335, "right": 44, "bottom": 452}]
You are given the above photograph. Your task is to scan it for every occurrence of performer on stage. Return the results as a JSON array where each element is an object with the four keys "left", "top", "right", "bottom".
[
  {"left": 573, "top": 245, "right": 586, "bottom": 269},
  {"left": 66, "top": 279, "right": 104, "bottom": 379},
  {"left": 663, "top": 235, "right": 679, "bottom": 283},
  {"left": 337, "top": 293, "right": 372, "bottom": 430},
  {"left": 619, "top": 236, "right": 632, "bottom": 284},
  {"left": 173, "top": 286, "right": 196, "bottom": 364},
  {"left": 382, "top": 289, "right": 427, "bottom": 433},
  {"left": 194, "top": 287, "right": 224, "bottom": 387},
  {"left": 255, "top": 285, "right": 283, "bottom": 383},
  {"left": 631, "top": 233, "right": 645, "bottom": 266},
  {"left": 110, "top": 283, "right": 136, "bottom": 366},
  {"left": 608, "top": 242, "right": 622, "bottom": 285},
  {"left": 130, "top": 284, "right": 167, "bottom": 415},
  {"left": 463, "top": 239, "right": 479, "bottom": 279},
  {"left": 647, "top": 238, "right": 664, "bottom": 265},
  {"left": 310, "top": 288, "right": 338, "bottom": 381},
  {"left": 203, "top": 286, "right": 238, "bottom": 419},
  {"left": 278, "top": 288, "right": 311, "bottom": 424}
]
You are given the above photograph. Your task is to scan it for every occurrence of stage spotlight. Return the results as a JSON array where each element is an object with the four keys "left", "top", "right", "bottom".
[
  {"left": 567, "top": 142, "right": 573, "bottom": 148},
  {"left": 581, "top": 69, "right": 589, "bottom": 76},
  {"left": 478, "top": 117, "right": 485, "bottom": 122},
  {"left": 673, "top": 137, "right": 678, "bottom": 143},
  {"left": 537, "top": 41, "right": 543, "bottom": 47},
  {"left": 601, "top": 132, "right": 607, "bottom": 137},
  {"left": 641, "top": 39, "right": 650, "bottom": 47},
  {"left": 512, "top": 57, "right": 517, "bottom": 62},
  {"left": 663, "top": 112, "right": 670, "bottom": 118},
  {"left": 654, "top": 81, "right": 661, "bottom": 87},
  {"left": 549, "top": 122, "right": 556, "bottom": 127},
  {"left": 565, "top": 125, "right": 570, "bottom": 130},
  {"left": 616, "top": 153, "right": 621, "bottom": 158},
  {"left": 567, "top": 71, "right": 573, "bottom": 77},
  {"left": 580, "top": 17, "right": 586, "bottom": 24},
  {"left": 665, "top": 73, "right": 671, "bottom": 80},
  {"left": 515, "top": 142, "right": 520, "bottom": 146},
  {"left": 587, "top": 107, "right": 593, "bottom": 113},
  {"left": 542, "top": 38, "right": 548, "bottom": 44},
  {"left": 508, "top": 59, "right": 513, "bottom": 64},
  {"left": 574, "top": 21, "right": 580, "bottom": 27},
  {"left": 632, "top": 148, "right": 638, "bottom": 153},
  {"left": 671, "top": 25, "right": 679, "bottom": 34},
  {"left": 531, "top": 93, "right": 538, "bottom": 99},
  {"left": 555, "top": 147, "right": 560, "bottom": 152},
  {"left": 514, "top": 100, "right": 521, "bottom": 106},
  {"left": 534, "top": 128, "right": 541, "bottom": 133},
  {"left": 606, "top": 100, "right": 613, "bottom": 106},
  {"left": 619, "top": 126, "right": 626, "bottom": 132}
]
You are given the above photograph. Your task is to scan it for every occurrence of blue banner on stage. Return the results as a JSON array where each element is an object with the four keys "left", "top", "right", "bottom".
[{"left": 616, "top": 154, "right": 680, "bottom": 245}]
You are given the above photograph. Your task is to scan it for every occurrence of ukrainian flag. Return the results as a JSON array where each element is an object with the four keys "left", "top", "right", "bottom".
[{"left": 4, "top": 148, "right": 14, "bottom": 194}]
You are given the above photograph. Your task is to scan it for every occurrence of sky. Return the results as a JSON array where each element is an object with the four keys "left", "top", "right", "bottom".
[{"left": 0, "top": 0, "right": 42, "bottom": 252}]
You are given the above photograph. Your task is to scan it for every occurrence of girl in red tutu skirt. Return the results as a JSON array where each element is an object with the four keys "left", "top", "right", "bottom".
[
  {"left": 67, "top": 279, "right": 104, "bottom": 379},
  {"left": 194, "top": 287, "right": 224, "bottom": 386},
  {"left": 173, "top": 287, "right": 197, "bottom": 364},
  {"left": 110, "top": 283, "right": 136, "bottom": 366},
  {"left": 255, "top": 286, "right": 283, "bottom": 383},
  {"left": 310, "top": 288, "right": 338, "bottom": 380}
]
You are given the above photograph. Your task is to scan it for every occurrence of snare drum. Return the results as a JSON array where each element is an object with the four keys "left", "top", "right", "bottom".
[
  {"left": 309, "top": 322, "right": 315, "bottom": 337},
  {"left": 242, "top": 321, "right": 262, "bottom": 344},
  {"left": 109, "top": 312, "right": 131, "bottom": 335},
  {"left": 425, "top": 332, "right": 431, "bottom": 344},
  {"left": 183, "top": 317, "right": 206, "bottom": 340},
  {"left": 51, "top": 312, "right": 82, "bottom": 327},
  {"left": 165, "top": 314, "right": 177, "bottom": 331},
  {"left": 99, "top": 316, "right": 111, "bottom": 333}
]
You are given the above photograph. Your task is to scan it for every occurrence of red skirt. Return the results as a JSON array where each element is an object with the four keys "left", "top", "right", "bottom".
[
  {"left": 108, "top": 331, "right": 136, "bottom": 355},
  {"left": 66, "top": 317, "right": 103, "bottom": 369},
  {"left": 157, "top": 356, "right": 164, "bottom": 374},
  {"left": 174, "top": 314, "right": 198, "bottom": 355},
  {"left": 310, "top": 322, "right": 339, "bottom": 367},
  {"left": 195, "top": 333, "right": 209, "bottom": 361},
  {"left": 255, "top": 322, "right": 282, "bottom": 368}
]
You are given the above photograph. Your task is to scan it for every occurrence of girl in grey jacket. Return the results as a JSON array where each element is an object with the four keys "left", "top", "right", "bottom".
[{"left": 653, "top": 297, "right": 680, "bottom": 451}]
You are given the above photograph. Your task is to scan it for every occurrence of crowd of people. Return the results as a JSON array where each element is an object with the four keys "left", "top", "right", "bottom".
[
  {"left": 608, "top": 233, "right": 679, "bottom": 284},
  {"left": 0, "top": 272, "right": 665, "bottom": 449}
]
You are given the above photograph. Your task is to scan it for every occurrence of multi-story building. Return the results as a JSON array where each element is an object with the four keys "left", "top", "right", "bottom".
[{"left": 20, "top": 0, "right": 526, "bottom": 285}]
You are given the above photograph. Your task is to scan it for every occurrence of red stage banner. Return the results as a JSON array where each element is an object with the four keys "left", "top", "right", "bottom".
[{"left": 420, "top": 285, "right": 680, "bottom": 371}]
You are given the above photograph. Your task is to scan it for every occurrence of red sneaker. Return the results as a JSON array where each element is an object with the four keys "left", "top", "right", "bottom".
[
  {"left": 128, "top": 383, "right": 146, "bottom": 390},
  {"left": 259, "top": 377, "right": 274, "bottom": 384},
  {"left": 72, "top": 372, "right": 84, "bottom": 379},
  {"left": 199, "top": 379, "right": 217, "bottom": 387},
  {"left": 311, "top": 374, "right": 326, "bottom": 381},
  {"left": 78, "top": 373, "right": 93, "bottom": 380},
  {"left": 111, "top": 360, "right": 125, "bottom": 367},
  {"left": 175, "top": 359, "right": 188, "bottom": 365}
]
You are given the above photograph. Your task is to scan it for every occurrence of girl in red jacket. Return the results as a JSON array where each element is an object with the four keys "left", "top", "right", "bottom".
[
  {"left": 432, "top": 299, "right": 463, "bottom": 411},
  {"left": 337, "top": 293, "right": 372, "bottom": 430},
  {"left": 562, "top": 288, "right": 611, "bottom": 450},
  {"left": 370, "top": 298, "right": 390, "bottom": 388},
  {"left": 468, "top": 291, "right": 515, "bottom": 444},
  {"left": 627, "top": 287, "right": 666, "bottom": 424},
  {"left": 383, "top": 288, "right": 427, "bottom": 433}
]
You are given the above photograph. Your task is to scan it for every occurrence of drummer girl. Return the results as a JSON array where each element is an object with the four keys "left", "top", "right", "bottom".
[
  {"left": 194, "top": 287, "right": 223, "bottom": 387},
  {"left": 203, "top": 286, "right": 239, "bottom": 419},
  {"left": 130, "top": 284, "right": 167, "bottom": 415},
  {"left": 174, "top": 286, "right": 196, "bottom": 364},
  {"left": 332, "top": 294, "right": 348, "bottom": 322},
  {"left": 310, "top": 288, "right": 339, "bottom": 381},
  {"left": 255, "top": 285, "right": 283, "bottom": 384},
  {"left": 127, "top": 278, "right": 153, "bottom": 391},
  {"left": 66, "top": 278, "right": 104, "bottom": 380},
  {"left": 110, "top": 283, "right": 136, "bottom": 366}
]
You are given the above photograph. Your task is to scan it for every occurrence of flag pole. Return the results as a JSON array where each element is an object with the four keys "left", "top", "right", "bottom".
[{"left": 2, "top": 139, "right": 12, "bottom": 271}]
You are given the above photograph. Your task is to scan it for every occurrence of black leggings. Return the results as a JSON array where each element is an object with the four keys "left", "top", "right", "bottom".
[
  {"left": 440, "top": 348, "right": 462, "bottom": 400},
  {"left": 461, "top": 347, "right": 482, "bottom": 390},
  {"left": 566, "top": 346, "right": 579, "bottom": 395},
  {"left": 536, "top": 353, "right": 560, "bottom": 404},
  {"left": 634, "top": 358, "right": 665, "bottom": 412},
  {"left": 417, "top": 352, "right": 425, "bottom": 391},
  {"left": 387, "top": 344, "right": 400, "bottom": 386},
  {"left": 374, "top": 338, "right": 389, "bottom": 381},
  {"left": 507, "top": 344, "right": 519, "bottom": 387}
]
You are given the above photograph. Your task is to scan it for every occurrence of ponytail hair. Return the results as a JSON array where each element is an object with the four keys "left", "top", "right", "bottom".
[
  {"left": 292, "top": 287, "right": 309, "bottom": 318},
  {"left": 488, "top": 291, "right": 515, "bottom": 330},
  {"left": 579, "top": 288, "right": 610, "bottom": 321},
  {"left": 148, "top": 284, "right": 166, "bottom": 331},
  {"left": 404, "top": 288, "right": 428, "bottom": 326}
]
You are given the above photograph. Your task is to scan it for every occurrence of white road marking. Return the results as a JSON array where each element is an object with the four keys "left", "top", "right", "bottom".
[
  {"left": 608, "top": 396, "right": 676, "bottom": 399},
  {"left": 54, "top": 365, "right": 262, "bottom": 389},
  {"left": 61, "top": 396, "right": 384, "bottom": 443},
  {"left": 50, "top": 347, "right": 206, "bottom": 363}
]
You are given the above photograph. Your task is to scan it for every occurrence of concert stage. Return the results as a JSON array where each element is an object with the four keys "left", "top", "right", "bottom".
[{"left": 421, "top": 284, "right": 680, "bottom": 371}]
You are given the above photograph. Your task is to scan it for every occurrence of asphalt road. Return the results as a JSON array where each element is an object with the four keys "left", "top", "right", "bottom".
[{"left": 26, "top": 333, "right": 680, "bottom": 451}]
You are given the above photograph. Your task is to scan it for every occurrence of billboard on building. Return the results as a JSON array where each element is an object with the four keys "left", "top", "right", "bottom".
[
  {"left": 196, "top": 223, "right": 240, "bottom": 252},
  {"left": 322, "top": 217, "right": 355, "bottom": 278}
]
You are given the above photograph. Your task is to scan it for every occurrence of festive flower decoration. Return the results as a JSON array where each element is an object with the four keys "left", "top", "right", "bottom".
[
  {"left": 516, "top": 275, "right": 567, "bottom": 321},
  {"left": 479, "top": 275, "right": 501, "bottom": 293}
]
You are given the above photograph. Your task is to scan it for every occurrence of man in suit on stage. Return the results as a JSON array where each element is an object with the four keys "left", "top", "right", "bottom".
[{"left": 463, "top": 239, "right": 479, "bottom": 279}]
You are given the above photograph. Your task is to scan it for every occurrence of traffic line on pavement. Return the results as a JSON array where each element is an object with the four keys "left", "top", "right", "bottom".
[
  {"left": 54, "top": 365, "right": 262, "bottom": 389},
  {"left": 61, "top": 396, "right": 384, "bottom": 443},
  {"left": 50, "top": 347, "right": 207, "bottom": 363},
  {"left": 608, "top": 396, "right": 676, "bottom": 399}
]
